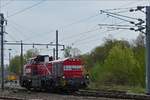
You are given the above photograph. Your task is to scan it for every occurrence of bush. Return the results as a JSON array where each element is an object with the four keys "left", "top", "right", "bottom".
[{"left": 90, "top": 44, "right": 144, "bottom": 87}]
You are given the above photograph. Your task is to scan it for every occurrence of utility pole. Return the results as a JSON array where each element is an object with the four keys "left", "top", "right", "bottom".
[
  {"left": 0, "top": 13, "right": 4, "bottom": 91},
  {"left": 53, "top": 48, "right": 55, "bottom": 60},
  {"left": 56, "top": 30, "right": 58, "bottom": 60},
  {"left": 20, "top": 40, "right": 23, "bottom": 76},
  {"left": 8, "top": 49, "right": 12, "bottom": 66},
  {"left": 146, "top": 6, "right": 150, "bottom": 94}
]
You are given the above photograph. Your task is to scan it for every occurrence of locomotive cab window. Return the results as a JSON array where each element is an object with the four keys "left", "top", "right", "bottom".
[{"left": 35, "top": 55, "right": 49, "bottom": 63}]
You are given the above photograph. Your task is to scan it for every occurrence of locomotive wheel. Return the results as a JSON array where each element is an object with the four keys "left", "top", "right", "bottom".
[{"left": 25, "top": 81, "right": 32, "bottom": 90}]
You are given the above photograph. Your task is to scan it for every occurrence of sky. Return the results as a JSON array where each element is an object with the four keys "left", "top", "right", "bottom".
[{"left": 0, "top": 0, "right": 149, "bottom": 64}]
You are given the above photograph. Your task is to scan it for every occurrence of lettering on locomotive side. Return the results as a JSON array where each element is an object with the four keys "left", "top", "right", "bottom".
[{"left": 64, "top": 65, "right": 81, "bottom": 71}]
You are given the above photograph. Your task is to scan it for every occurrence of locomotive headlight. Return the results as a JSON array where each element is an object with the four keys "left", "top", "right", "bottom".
[
  {"left": 62, "top": 76, "right": 65, "bottom": 79},
  {"left": 86, "top": 75, "right": 89, "bottom": 79}
]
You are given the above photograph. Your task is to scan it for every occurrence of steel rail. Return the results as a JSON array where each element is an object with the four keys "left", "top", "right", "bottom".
[{"left": 75, "top": 89, "right": 150, "bottom": 100}]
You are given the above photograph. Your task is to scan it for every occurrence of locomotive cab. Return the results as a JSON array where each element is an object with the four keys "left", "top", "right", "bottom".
[
  {"left": 63, "top": 58, "right": 89, "bottom": 89},
  {"left": 20, "top": 55, "right": 53, "bottom": 88}
]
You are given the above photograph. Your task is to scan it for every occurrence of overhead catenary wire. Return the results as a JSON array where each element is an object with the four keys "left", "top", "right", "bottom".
[
  {"left": 74, "top": 30, "right": 123, "bottom": 47},
  {"left": 22, "top": 6, "right": 137, "bottom": 40},
  {"left": 6, "top": 4, "right": 141, "bottom": 52},
  {"left": 7, "top": 0, "right": 46, "bottom": 18},
  {"left": 74, "top": 29, "right": 125, "bottom": 47},
  {"left": 112, "top": 9, "right": 131, "bottom": 14},
  {"left": 58, "top": 13, "right": 100, "bottom": 31},
  {"left": 9, "top": 14, "right": 99, "bottom": 43},
  {"left": 72, "top": 21, "right": 136, "bottom": 46},
  {"left": 77, "top": 31, "right": 137, "bottom": 53},
  {"left": 61, "top": 17, "right": 131, "bottom": 45},
  {"left": 1, "top": 0, "right": 14, "bottom": 8},
  {"left": 6, "top": 33, "right": 18, "bottom": 42},
  {"left": 8, "top": 19, "right": 54, "bottom": 42},
  {"left": 8, "top": 22, "right": 29, "bottom": 40},
  {"left": 60, "top": 7, "right": 141, "bottom": 44},
  {"left": 60, "top": 26, "right": 101, "bottom": 42},
  {"left": 98, "top": 24, "right": 135, "bottom": 27},
  {"left": 100, "top": 9, "right": 140, "bottom": 20},
  {"left": 32, "top": 13, "right": 101, "bottom": 43},
  {"left": 106, "top": 14, "right": 135, "bottom": 24},
  {"left": 72, "top": 29, "right": 120, "bottom": 45},
  {"left": 73, "top": 5, "right": 145, "bottom": 48},
  {"left": 22, "top": 12, "right": 101, "bottom": 42},
  {"left": 100, "top": 7, "right": 146, "bottom": 34},
  {"left": 102, "top": 6, "right": 137, "bottom": 11},
  {"left": 68, "top": 21, "right": 127, "bottom": 44},
  {"left": 60, "top": 16, "right": 110, "bottom": 42},
  {"left": 7, "top": 6, "right": 136, "bottom": 43},
  {"left": 4, "top": 42, "right": 64, "bottom": 47}
]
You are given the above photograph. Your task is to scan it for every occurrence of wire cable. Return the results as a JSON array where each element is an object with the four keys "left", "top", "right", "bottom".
[
  {"left": 106, "top": 14, "right": 134, "bottom": 24},
  {"left": 7, "top": 0, "right": 46, "bottom": 18},
  {"left": 72, "top": 29, "right": 116, "bottom": 45},
  {"left": 34, "top": 13, "right": 101, "bottom": 43},
  {"left": 1, "top": 0, "right": 14, "bottom": 8},
  {"left": 102, "top": 7, "right": 136, "bottom": 11},
  {"left": 100, "top": 10, "right": 139, "bottom": 20},
  {"left": 8, "top": 19, "right": 54, "bottom": 42},
  {"left": 60, "top": 26, "right": 101, "bottom": 42},
  {"left": 58, "top": 13, "right": 100, "bottom": 30},
  {"left": 74, "top": 29, "right": 128, "bottom": 47},
  {"left": 60, "top": 16, "right": 110, "bottom": 42},
  {"left": 8, "top": 23, "right": 29, "bottom": 40},
  {"left": 72, "top": 21, "right": 131, "bottom": 45}
]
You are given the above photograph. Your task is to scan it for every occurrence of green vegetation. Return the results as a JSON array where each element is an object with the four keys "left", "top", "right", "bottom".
[
  {"left": 63, "top": 46, "right": 81, "bottom": 57},
  {"left": 8, "top": 49, "right": 39, "bottom": 75},
  {"left": 81, "top": 34, "right": 145, "bottom": 93}
]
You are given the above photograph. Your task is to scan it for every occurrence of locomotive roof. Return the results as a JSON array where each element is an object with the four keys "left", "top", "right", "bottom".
[
  {"left": 50, "top": 58, "right": 69, "bottom": 63},
  {"left": 50, "top": 58, "right": 80, "bottom": 63}
]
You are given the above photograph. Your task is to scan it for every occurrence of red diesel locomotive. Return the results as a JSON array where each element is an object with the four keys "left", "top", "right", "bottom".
[{"left": 20, "top": 55, "right": 89, "bottom": 91}]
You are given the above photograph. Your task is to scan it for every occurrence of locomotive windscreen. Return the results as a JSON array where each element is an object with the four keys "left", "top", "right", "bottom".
[{"left": 36, "top": 55, "right": 49, "bottom": 62}]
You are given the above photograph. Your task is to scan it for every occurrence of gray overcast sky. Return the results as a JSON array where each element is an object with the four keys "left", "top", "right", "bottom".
[{"left": 1, "top": 0, "right": 149, "bottom": 63}]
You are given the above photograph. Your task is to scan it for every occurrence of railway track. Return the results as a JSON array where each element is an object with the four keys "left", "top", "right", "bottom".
[
  {"left": 0, "top": 96, "right": 24, "bottom": 100},
  {"left": 75, "top": 89, "right": 150, "bottom": 100},
  {"left": 2, "top": 84, "right": 150, "bottom": 100}
]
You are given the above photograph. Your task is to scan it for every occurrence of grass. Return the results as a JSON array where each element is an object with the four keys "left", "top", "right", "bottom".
[{"left": 88, "top": 82, "right": 145, "bottom": 94}]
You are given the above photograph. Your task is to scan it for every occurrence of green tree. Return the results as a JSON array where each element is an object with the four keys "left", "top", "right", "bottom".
[
  {"left": 9, "top": 55, "right": 21, "bottom": 75},
  {"left": 82, "top": 35, "right": 145, "bottom": 89},
  {"left": 83, "top": 39, "right": 130, "bottom": 68},
  {"left": 8, "top": 49, "right": 39, "bottom": 75},
  {"left": 98, "top": 44, "right": 141, "bottom": 86},
  {"left": 132, "top": 33, "right": 145, "bottom": 87},
  {"left": 71, "top": 48, "right": 81, "bottom": 57},
  {"left": 63, "top": 46, "right": 72, "bottom": 57},
  {"left": 24, "top": 49, "right": 39, "bottom": 63}
]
